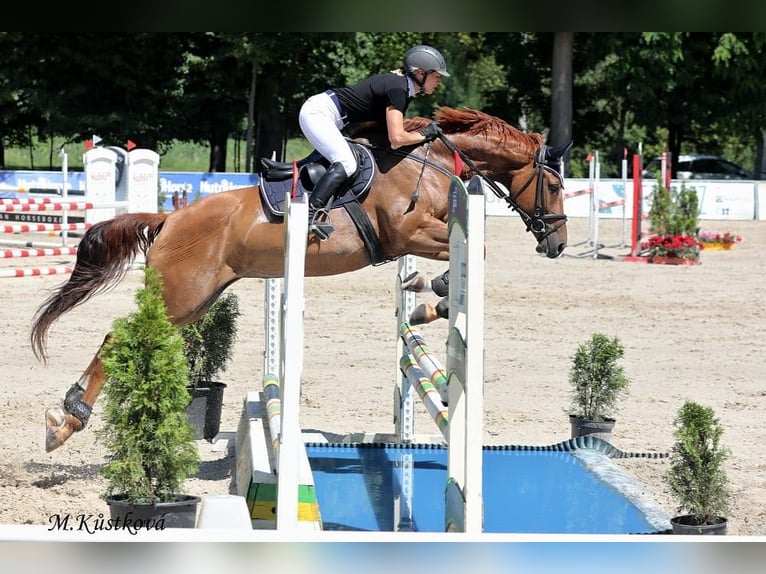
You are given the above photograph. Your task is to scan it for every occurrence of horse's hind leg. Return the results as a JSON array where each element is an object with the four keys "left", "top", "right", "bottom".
[
  {"left": 44, "top": 334, "right": 110, "bottom": 452},
  {"left": 408, "top": 297, "right": 449, "bottom": 326}
]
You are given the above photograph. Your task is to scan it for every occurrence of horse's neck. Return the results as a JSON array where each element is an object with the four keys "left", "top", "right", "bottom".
[{"left": 451, "top": 132, "right": 535, "bottom": 170}]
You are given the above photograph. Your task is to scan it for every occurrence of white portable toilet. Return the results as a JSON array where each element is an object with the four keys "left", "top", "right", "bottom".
[
  {"left": 83, "top": 147, "right": 118, "bottom": 224},
  {"left": 127, "top": 148, "right": 160, "bottom": 214}
]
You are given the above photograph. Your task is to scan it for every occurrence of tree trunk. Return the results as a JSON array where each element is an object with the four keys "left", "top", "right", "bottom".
[
  {"left": 254, "top": 79, "right": 285, "bottom": 163},
  {"left": 550, "top": 32, "right": 574, "bottom": 176},
  {"left": 245, "top": 55, "right": 257, "bottom": 173}
]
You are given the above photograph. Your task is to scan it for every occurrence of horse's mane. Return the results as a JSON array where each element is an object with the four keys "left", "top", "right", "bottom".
[{"left": 404, "top": 107, "right": 544, "bottom": 152}]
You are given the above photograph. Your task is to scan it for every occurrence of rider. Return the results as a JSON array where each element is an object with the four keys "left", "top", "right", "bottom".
[{"left": 298, "top": 44, "right": 450, "bottom": 239}]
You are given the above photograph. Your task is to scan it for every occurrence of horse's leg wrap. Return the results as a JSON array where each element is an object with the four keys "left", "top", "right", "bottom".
[
  {"left": 435, "top": 297, "right": 450, "bottom": 319},
  {"left": 63, "top": 382, "right": 92, "bottom": 429},
  {"left": 431, "top": 270, "right": 449, "bottom": 297}
]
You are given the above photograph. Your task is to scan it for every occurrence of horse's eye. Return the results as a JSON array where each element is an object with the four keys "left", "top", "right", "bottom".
[{"left": 549, "top": 184, "right": 560, "bottom": 194}]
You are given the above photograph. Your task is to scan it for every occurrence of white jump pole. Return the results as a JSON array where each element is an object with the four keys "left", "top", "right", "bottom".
[
  {"left": 275, "top": 192, "right": 308, "bottom": 531},
  {"left": 444, "top": 175, "right": 485, "bottom": 533},
  {"left": 393, "top": 176, "right": 486, "bottom": 532}
]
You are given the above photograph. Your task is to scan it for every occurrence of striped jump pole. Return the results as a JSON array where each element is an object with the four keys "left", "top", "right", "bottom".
[
  {"left": 400, "top": 322, "right": 449, "bottom": 404},
  {"left": 2, "top": 247, "right": 78, "bottom": 259},
  {"left": 1, "top": 197, "right": 81, "bottom": 206},
  {"left": 1, "top": 222, "right": 91, "bottom": 234},
  {"left": 0, "top": 265, "right": 74, "bottom": 279},
  {"left": 0, "top": 201, "right": 127, "bottom": 213},
  {"left": 398, "top": 325, "right": 449, "bottom": 439}
]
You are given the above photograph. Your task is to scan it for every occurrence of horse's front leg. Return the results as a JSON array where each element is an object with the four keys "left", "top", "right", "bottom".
[{"left": 45, "top": 334, "right": 110, "bottom": 452}]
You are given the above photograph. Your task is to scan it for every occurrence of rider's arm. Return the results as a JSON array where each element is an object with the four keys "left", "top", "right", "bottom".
[{"left": 386, "top": 106, "right": 429, "bottom": 149}]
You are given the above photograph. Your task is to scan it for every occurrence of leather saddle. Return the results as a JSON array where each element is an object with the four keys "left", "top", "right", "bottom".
[{"left": 258, "top": 142, "right": 376, "bottom": 216}]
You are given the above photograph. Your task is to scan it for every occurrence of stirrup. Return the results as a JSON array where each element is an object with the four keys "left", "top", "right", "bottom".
[{"left": 309, "top": 207, "right": 335, "bottom": 240}]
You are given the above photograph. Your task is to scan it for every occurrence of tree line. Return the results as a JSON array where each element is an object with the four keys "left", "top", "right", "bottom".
[{"left": 1, "top": 32, "right": 764, "bottom": 179}]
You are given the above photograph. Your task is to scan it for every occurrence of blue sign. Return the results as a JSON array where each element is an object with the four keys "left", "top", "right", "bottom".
[
  {"left": 0, "top": 169, "right": 260, "bottom": 212},
  {"left": 158, "top": 172, "right": 260, "bottom": 211},
  {"left": 0, "top": 170, "right": 87, "bottom": 197}
]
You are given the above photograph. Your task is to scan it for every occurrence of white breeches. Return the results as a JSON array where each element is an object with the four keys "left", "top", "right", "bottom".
[{"left": 299, "top": 92, "right": 357, "bottom": 177}]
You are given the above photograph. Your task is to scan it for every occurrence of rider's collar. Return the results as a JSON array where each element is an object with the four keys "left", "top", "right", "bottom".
[{"left": 406, "top": 76, "right": 418, "bottom": 97}]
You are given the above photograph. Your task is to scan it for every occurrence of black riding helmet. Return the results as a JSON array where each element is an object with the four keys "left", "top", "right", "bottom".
[{"left": 403, "top": 45, "right": 450, "bottom": 93}]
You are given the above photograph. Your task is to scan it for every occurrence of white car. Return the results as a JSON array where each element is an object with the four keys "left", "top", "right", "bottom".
[{"left": 642, "top": 154, "right": 752, "bottom": 180}]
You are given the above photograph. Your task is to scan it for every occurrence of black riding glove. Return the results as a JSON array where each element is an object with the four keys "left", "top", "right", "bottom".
[{"left": 420, "top": 122, "right": 443, "bottom": 143}]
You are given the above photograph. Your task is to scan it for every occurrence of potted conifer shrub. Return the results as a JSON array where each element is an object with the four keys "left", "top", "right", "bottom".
[
  {"left": 99, "top": 266, "right": 201, "bottom": 528},
  {"left": 567, "top": 332, "right": 630, "bottom": 442},
  {"left": 665, "top": 401, "right": 733, "bottom": 535},
  {"left": 181, "top": 291, "right": 241, "bottom": 441}
]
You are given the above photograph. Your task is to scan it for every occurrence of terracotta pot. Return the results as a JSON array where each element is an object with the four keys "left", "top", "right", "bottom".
[{"left": 649, "top": 255, "right": 700, "bottom": 265}]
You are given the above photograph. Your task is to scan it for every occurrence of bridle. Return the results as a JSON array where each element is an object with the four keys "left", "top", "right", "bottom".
[{"left": 434, "top": 136, "right": 568, "bottom": 244}]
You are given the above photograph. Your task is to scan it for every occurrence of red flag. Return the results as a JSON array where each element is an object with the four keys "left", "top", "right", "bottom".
[
  {"left": 453, "top": 150, "right": 464, "bottom": 176},
  {"left": 586, "top": 152, "right": 594, "bottom": 162},
  {"left": 85, "top": 139, "right": 93, "bottom": 151},
  {"left": 126, "top": 139, "right": 137, "bottom": 151}
]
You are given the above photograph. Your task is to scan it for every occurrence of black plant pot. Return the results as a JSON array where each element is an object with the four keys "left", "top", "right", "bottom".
[
  {"left": 569, "top": 415, "right": 616, "bottom": 442},
  {"left": 186, "top": 382, "right": 227, "bottom": 441},
  {"left": 670, "top": 515, "right": 728, "bottom": 535},
  {"left": 106, "top": 494, "right": 201, "bottom": 529}
]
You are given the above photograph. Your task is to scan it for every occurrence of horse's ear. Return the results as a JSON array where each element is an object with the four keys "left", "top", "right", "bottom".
[{"left": 546, "top": 140, "right": 573, "bottom": 162}]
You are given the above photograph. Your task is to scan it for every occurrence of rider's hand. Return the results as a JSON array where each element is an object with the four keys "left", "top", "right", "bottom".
[{"left": 419, "top": 122, "right": 443, "bottom": 143}]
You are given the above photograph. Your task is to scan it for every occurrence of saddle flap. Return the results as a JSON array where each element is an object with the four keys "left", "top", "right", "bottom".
[{"left": 259, "top": 142, "right": 376, "bottom": 217}]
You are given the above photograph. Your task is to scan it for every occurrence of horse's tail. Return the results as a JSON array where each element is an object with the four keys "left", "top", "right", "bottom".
[{"left": 31, "top": 212, "right": 169, "bottom": 363}]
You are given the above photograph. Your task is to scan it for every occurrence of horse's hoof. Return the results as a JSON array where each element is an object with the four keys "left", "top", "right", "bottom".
[
  {"left": 401, "top": 272, "right": 429, "bottom": 293},
  {"left": 44, "top": 407, "right": 75, "bottom": 452},
  {"left": 45, "top": 427, "right": 64, "bottom": 452},
  {"left": 409, "top": 303, "right": 439, "bottom": 326}
]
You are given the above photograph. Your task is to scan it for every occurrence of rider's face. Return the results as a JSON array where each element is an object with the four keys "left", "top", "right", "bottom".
[{"left": 419, "top": 71, "right": 443, "bottom": 94}]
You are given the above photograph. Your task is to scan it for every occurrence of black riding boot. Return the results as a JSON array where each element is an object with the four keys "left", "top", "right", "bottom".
[{"left": 309, "top": 162, "right": 348, "bottom": 240}]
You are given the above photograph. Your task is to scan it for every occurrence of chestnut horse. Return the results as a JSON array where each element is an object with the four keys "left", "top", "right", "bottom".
[{"left": 31, "top": 106, "right": 570, "bottom": 452}]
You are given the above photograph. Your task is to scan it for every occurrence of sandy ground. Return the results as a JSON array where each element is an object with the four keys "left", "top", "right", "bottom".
[{"left": 0, "top": 216, "right": 763, "bottom": 537}]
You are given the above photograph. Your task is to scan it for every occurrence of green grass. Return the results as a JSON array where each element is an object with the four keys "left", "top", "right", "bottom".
[{"left": 3, "top": 137, "right": 314, "bottom": 172}]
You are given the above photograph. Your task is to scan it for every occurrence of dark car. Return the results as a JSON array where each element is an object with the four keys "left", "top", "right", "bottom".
[{"left": 642, "top": 154, "right": 752, "bottom": 180}]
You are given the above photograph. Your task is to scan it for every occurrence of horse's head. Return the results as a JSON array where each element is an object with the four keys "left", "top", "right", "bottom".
[
  {"left": 432, "top": 107, "right": 570, "bottom": 259},
  {"left": 502, "top": 141, "right": 571, "bottom": 258}
]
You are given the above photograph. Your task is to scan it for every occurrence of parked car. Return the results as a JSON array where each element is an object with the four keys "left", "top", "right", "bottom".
[{"left": 642, "top": 154, "right": 752, "bottom": 180}]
